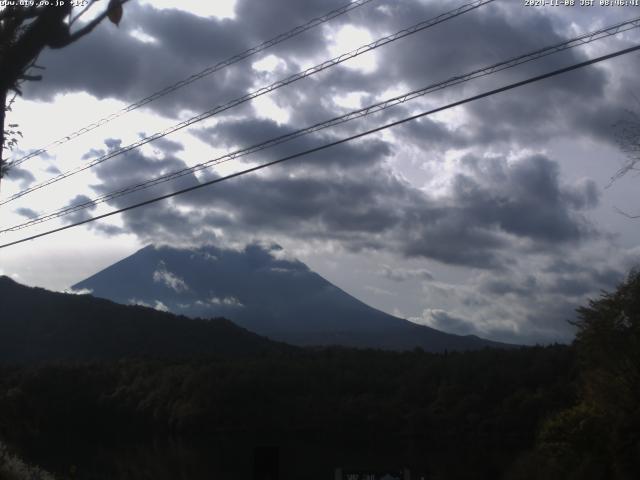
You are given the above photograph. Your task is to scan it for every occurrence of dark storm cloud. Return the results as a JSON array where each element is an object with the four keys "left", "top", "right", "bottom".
[
  {"left": 20, "top": 0, "right": 623, "bottom": 155},
  {"left": 233, "top": 0, "right": 349, "bottom": 60},
  {"left": 77, "top": 138, "right": 229, "bottom": 244},
  {"left": 398, "top": 153, "right": 600, "bottom": 267},
  {"left": 116, "top": 204, "right": 227, "bottom": 246},
  {"left": 299, "top": 1, "right": 614, "bottom": 151},
  {"left": 88, "top": 135, "right": 600, "bottom": 271},
  {"left": 82, "top": 148, "right": 106, "bottom": 161},
  {"left": 401, "top": 211, "right": 509, "bottom": 269},
  {"left": 393, "top": 117, "right": 469, "bottom": 152},
  {"left": 468, "top": 257, "right": 628, "bottom": 343},
  {"left": 5, "top": 167, "right": 36, "bottom": 189},
  {"left": 541, "top": 261, "right": 626, "bottom": 297},
  {"left": 480, "top": 275, "right": 539, "bottom": 297},
  {"left": 20, "top": 1, "right": 614, "bottom": 264},
  {"left": 422, "top": 309, "right": 479, "bottom": 337},
  {"left": 89, "top": 138, "right": 196, "bottom": 199},
  {"left": 149, "top": 137, "right": 184, "bottom": 154},
  {"left": 92, "top": 223, "right": 125, "bottom": 236},
  {"left": 562, "top": 179, "right": 599, "bottom": 210},
  {"left": 452, "top": 154, "right": 599, "bottom": 245},
  {"left": 23, "top": 2, "right": 254, "bottom": 117},
  {"left": 63, "top": 194, "right": 97, "bottom": 224},
  {"left": 20, "top": 0, "right": 371, "bottom": 119},
  {"left": 194, "top": 118, "right": 291, "bottom": 149},
  {"left": 479, "top": 264, "right": 623, "bottom": 301},
  {"left": 194, "top": 165, "right": 408, "bottom": 237},
  {"left": 519, "top": 295, "right": 581, "bottom": 343},
  {"left": 194, "top": 116, "right": 392, "bottom": 170},
  {"left": 415, "top": 294, "right": 561, "bottom": 344},
  {"left": 24, "top": 137, "right": 201, "bottom": 238},
  {"left": 379, "top": 265, "right": 434, "bottom": 282},
  {"left": 14, "top": 207, "right": 39, "bottom": 219},
  {"left": 418, "top": 286, "right": 580, "bottom": 344},
  {"left": 391, "top": 55, "right": 613, "bottom": 151}
]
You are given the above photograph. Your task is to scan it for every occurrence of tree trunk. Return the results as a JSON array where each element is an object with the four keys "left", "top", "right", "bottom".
[{"left": 0, "top": 88, "right": 6, "bottom": 192}]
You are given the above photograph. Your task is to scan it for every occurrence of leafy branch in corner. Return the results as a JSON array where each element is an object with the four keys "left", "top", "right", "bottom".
[{"left": 0, "top": 0, "right": 129, "bottom": 182}]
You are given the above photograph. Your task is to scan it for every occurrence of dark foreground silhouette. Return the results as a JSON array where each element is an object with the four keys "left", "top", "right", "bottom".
[{"left": 0, "top": 271, "right": 638, "bottom": 479}]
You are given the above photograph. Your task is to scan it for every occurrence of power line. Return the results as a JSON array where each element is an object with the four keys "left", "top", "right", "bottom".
[
  {"left": 1, "top": 43, "right": 638, "bottom": 250},
  {"left": 5, "top": 0, "right": 378, "bottom": 170},
  {"left": 0, "top": 0, "right": 496, "bottom": 205},
  {"left": 5, "top": 15, "right": 640, "bottom": 233}
]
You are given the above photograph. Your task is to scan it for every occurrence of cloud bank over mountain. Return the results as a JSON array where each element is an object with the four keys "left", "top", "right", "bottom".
[{"left": 4, "top": 0, "right": 639, "bottom": 343}]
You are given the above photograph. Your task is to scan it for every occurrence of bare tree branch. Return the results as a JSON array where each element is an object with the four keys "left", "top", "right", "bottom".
[
  {"left": 0, "top": 5, "right": 46, "bottom": 22},
  {"left": 613, "top": 206, "right": 640, "bottom": 219},
  {"left": 1, "top": 0, "right": 129, "bottom": 186},
  {"left": 18, "top": 74, "right": 42, "bottom": 82},
  {"left": 68, "top": 0, "right": 101, "bottom": 27},
  {"left": 608, "top": 108, "right": 640, "bottom": 188},
  {"left": 62, "top": 0, "right": 130, "bottom": 46}
]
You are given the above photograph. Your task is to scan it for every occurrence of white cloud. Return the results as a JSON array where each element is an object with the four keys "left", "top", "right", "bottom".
[
  {"left": 252, "top": 55, "right": 287, "bottom": 74},
  {"left": 251, "top": 95, "right": 291, "bottom": 125},
  {"left": 128, "top": 298, "right": 170, "bottom": 312},
  {"left": 64, "top": 287, "right": 93, "bottom": 295},
  {"left": 333, "top": 91, "right": 367, "bottom": 110},
  {"left": 363, "top": 285, "right": 395, "bottom": 296},
  {"left": 154, "top": 300, "right": 170, "bottom": 312},
  {"left": 138, "top": 0, "right": 236, "bottom": 19},
  {"left": 327, "top": 24, "right": 378, "bottom": 74},
  {"left": 152, "top": 262, "right": 189, "bottom": 293},
  {"left": 129, "top": 29, "right": 159, "bottom": 45},
  {"left": 197, "top": 296, "right": 244, "bottom": 308}
]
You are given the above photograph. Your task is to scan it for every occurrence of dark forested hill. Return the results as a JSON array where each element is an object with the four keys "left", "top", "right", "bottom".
[
  {"left": 73, "top": 244, "right": 512, "bottom": 352},
  {"left": 0, "top": 345, "right": 577, "bottom": 480},
  {"left": 0, "top": 275, "right": 289, "bottom": 363},
  {"left": 0, "top": 269, "right": 636, "bottom": 480}
]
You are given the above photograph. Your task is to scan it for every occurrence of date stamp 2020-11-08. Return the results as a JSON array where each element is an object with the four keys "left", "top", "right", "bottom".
[{"left": 524, "top": 0, "right": 640, "bottom": 6}]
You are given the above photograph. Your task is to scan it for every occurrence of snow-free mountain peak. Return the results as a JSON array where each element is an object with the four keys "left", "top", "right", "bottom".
[{"left": 73, "top": 244, "right": 511, "bottom": 351}]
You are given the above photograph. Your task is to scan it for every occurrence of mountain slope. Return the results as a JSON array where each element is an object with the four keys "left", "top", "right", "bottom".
[
  {"left": 0, "top": 275, "right": 289, "bottom": 364},
  {"left": 73, "top": 245, "right": 511, "bottom": 352}
]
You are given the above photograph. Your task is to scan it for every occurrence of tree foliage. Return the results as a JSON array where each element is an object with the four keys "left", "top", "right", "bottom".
[
  {"left": 612, "top": 108, "right": 640, "bottom": 187},
  {"left": 527, "top": 270, "right": 640, "bottom": 480},
  {"left": 0, "top": 0, "right": 128, "bottom": 179},
  {"left": 1, "top": 269, "right": 638, "bottom": 478},
  {"left": 0, "top": 346, "right": 577, "bottom": 480}
]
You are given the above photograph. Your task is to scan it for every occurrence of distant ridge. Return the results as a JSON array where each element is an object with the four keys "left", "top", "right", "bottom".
[
  {"left": 0, "top": 275, "right": 289, "bottom": 364},
  {"left": 73, "top": 245, "right": 513, "bottom": 352}
]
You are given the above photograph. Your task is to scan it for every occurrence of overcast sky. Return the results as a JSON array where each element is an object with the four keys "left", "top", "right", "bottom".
[{"left": 1, "top": 0, "right": 639, "bottom": 344}]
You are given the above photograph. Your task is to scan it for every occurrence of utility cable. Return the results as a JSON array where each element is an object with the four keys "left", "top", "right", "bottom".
[
  {"left": 4, "top": 15, "right": 639, "bottom": 233},
  {"left": 0, "top": 0, "right": 496, "bottom": 205},
  {"left": 1, "top": 43, "right": 638, "bottom": 249},
  {"left": 5, "top": 0, "right": 378, "bottom": 169}
]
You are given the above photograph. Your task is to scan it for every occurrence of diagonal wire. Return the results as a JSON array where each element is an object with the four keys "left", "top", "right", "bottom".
[
  {"left": 4, "top": 15, "right": 640, "bottom": 233},
  {"left": 0, "top": 0, "right": 496, "bottom": 205},
  {"left": 6, "top": 0, "right": 378, "bottom": 169},
  {"left": 1, "top": 43, "right": 639, "bottom": 249}
]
